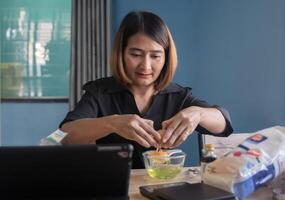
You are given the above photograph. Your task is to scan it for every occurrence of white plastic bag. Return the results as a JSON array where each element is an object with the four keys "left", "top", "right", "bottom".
[
  {"left": 39, "top": 129, "right": 67, "bottom": 145},
  {"left": 203, "top": 126, "right": 285, "bottom": 200}
]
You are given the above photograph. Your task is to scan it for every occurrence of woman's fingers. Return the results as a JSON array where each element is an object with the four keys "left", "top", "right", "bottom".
[
  {"left": 162, "top": 119, "right": 180, "bottom": 143},
  {"left": 160, "top": 109, "right": 202, "bottom": 148},
  {"left": 167, "top": 125, "right": 187, "bottom": 146},
  {"left": 141, "top": 119, "right": 161, "bottom": 142},
  {"left": 135, "top": 125, "right": 158, "bottom": 147},
  {"left": 114, "top": 114, "right": 161, "bottom": 148},
  {"left": 162, "top": 119, "right": 171, "bottom": 130},
  {"left": 126, "top": 116, "right": 160, "bottom": 147},
  {"left": 133, "top": 131, "right": 152, "bottom": 148},
  {"left": 144, "top": 119, "right": 154, "bottom": 127}
]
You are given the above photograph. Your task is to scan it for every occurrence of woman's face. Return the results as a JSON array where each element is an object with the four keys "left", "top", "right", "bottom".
[{"left": 123, "top": 32, "right": 165, "bottom": 89}]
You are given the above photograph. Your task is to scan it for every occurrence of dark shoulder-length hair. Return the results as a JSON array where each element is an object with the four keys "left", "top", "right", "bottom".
[{"left": 111, "top": 11, "right": 177, "bottom": 91}]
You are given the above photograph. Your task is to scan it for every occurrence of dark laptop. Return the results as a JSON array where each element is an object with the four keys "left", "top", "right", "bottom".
[
  {"left": 0, "top": 144, "right": 133, "bottom": 199},
  {"left": 140, "top": 182, "right": 235, "bottom": 200}
]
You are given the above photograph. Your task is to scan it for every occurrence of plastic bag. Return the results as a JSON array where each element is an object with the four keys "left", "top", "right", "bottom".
[
  {"left": 39, "top": 129, "right": 67, "bottom": 145},
  {"left": 203, "top": 126, "right": 285, "bottom": 200}
]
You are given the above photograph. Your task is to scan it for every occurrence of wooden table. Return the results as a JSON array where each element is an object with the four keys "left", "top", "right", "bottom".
[{"left": 129, "top": 167, "right": 273, "bottom": 200}]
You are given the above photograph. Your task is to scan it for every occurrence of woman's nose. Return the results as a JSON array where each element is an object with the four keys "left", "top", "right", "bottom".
[{"left": 141, "top": 56, "right": 151, "bottom": 69}]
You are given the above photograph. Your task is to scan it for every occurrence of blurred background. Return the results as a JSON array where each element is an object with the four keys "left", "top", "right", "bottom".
[{"left": 1, "top": 0, "right": 284, "bottom": 166}]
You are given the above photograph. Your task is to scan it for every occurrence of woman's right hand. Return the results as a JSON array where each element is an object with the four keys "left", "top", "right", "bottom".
[{"left": 111, "top": 114, "right": 161, "bottom": 148}]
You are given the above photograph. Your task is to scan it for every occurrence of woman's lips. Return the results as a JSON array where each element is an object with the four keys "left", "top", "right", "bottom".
[{"left": 136, "top": 72, "right": 152, "bottom": 79}]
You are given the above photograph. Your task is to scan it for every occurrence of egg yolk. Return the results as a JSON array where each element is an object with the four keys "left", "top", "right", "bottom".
[{"left": 149, "top": 151, "right": 169, "bottom": 157}]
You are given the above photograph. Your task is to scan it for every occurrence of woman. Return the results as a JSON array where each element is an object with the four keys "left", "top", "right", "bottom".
[{"left": 60, "top": 11, "right": 233, "bottom": 168}]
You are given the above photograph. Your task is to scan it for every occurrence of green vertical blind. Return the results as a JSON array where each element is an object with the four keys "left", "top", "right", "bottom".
[{"left": 0, "top": 0, "right": 71, "bottom": 99}]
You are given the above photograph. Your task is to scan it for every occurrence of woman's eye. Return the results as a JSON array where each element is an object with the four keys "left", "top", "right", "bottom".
[
  {"left": 151, "top": 55, "right": 161, "bottom": 59},
  {"left": 130, "top": 53, "right": 141, "bottom": 57}
]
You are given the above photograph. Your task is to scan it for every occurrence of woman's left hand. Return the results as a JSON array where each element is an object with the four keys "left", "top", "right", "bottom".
[{"left": 160, "top": 106, "right": 201, "bottom": 148}]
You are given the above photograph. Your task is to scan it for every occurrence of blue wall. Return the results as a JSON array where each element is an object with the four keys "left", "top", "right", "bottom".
[
  {"left": 1, "top": 102, "right": 68, "bottom": 145},
  {"left": 192, "top": 0, "right": 285, "bottom": 132},
  {"left": 1, "top": 0, "right": 284, "bottom": 166}
]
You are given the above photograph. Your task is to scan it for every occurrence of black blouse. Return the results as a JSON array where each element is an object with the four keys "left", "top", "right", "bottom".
[{"left": 60, "top": 77, "right": 233, "bottom": 168}]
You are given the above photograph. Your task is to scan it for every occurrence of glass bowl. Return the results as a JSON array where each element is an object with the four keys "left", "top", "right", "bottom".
[{"left": 142, "top": 149, "right": 186, "bottom": 179}]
